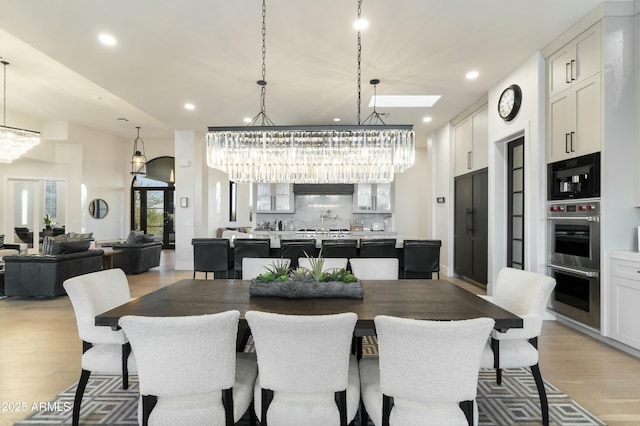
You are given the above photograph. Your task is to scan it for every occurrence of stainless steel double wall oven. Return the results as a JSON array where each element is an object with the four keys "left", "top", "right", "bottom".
[{"left": 547, "top": 152, "right": 601, "bottom": 329}]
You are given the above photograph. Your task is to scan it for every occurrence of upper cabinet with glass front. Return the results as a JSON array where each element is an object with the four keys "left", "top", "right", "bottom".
[
  {"left": 254, "top": 183, "right": 294, "bottom": 213},
  {"left": 353, "top": 183, "right": 393, "bottom": 213}
]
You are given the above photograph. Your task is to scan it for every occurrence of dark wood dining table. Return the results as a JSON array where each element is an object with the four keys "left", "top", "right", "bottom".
[{"left": 95, "top": 279, "right": 523, "bottom": 334}]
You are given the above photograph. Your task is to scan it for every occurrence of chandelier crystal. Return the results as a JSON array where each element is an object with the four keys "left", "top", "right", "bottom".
[
  {"left": 205, "top": 0, "right": 415, "bottom": 183},
  {"left": 0, "top": 60, "right": 41, "bottom": 164},
  {"left": 207, "top": 125, "right": 414, "bottom": 183}
]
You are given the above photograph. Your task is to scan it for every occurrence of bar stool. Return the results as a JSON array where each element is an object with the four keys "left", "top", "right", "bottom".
[
  {"left": 321, "top": 239, "right": 358, "bottom": 259},
  {"left": 191, "top": 238, "right": 232, "bottom": 279},
  {"left": 280, "top": 239, "right": 318, "bottom": 269},
  {"left": 233, "top": 238, "right": 270, "bottom": 278},
  {"left": 402, "top": 239, "right": 441, "bottom": 279},
  {"left": 358, "top": 238, "right": 397, "bottom": 258}
]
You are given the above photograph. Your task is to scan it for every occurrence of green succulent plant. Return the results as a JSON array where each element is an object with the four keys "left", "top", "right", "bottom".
[
  {"left": 289, "top": 267, "right": 311, "bottom": 281},
  {"left": 256, "top": 259, "right": 291, "bottom": 282},
  {"left": 304, "top": 249, "right": 325, "bottom": 282}
]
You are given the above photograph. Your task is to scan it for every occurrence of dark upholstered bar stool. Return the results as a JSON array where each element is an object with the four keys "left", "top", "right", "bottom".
[
  {"left": 359, "top": 238, "right": 397, "bottom": 258},
  {"left": 233, "top": 238, "right": 270, "bottom": 278},
  {"left": 321, "top": 239, "right": 358, "bottom": 259},
  {"left": 402, "top": 239, "right": 442, "bottom": 279},
  {"left": 191, "top": 238, "right": 232, "bottom": 279},
  {"left": 280, "top": 239, "right": 318, "bottom": 269}
]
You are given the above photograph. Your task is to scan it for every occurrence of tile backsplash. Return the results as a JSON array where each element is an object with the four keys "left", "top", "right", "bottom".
[{"left": 256, "top": 194, "right": 392, "bottom": 231}]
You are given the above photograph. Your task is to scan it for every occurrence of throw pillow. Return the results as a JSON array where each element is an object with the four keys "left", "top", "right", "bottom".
[
  {"left": 66, "top": 232, "right": 93, "bottom": 241},
  {"left": 126, "top": 230, "right": 144, "bottom": 244},
  {"left": 41, "top": 236, "right": 56, "bottom": 255},
  {"left": 52, "top": 239, "right": 91, "bottom": 254},
  {"left": 134, "top": 234, "right": 156, "bottom": 243}
]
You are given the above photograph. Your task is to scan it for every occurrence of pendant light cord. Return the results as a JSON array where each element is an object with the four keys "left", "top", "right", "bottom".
[
  {"left": 2, "top": 60, "right": 8, "bottom": 127},
  {"left": 249, "top": 0, "right": 274, "bottom": 126},
  {"left": 356, "top": 0, "right": 362, "bottom": 125}
]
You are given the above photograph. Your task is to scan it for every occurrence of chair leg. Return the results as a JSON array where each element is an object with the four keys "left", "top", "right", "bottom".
[
  {"left": 121, "top": 342, "right": 131, "bottom": 389},
  {"left": 382, "top": 394, "right": 394, "bottom": 426},
  {"left": 334, "top": 390, "right": 347, "bottom": 426},
  {"left": 261, "top": 388, "right": 274, "bottom": 426},
  {"left": 249, "top": 400, "right": 257, "bottom": 426},
  {"left": 72, "top": 369, "right": 91, "bottom": 426},
  {"left": 531, "top": 363, "right": 549, "bottom": 426},
  {"left": 193, "top": 270, "right": 196, "bottom": 279},
  {"left": 141, "top": 395, "right": 157, "bottom": 426},
  {"left": 222, "top": 388, "right": 234, "bottom": 426},
  {"left": 359, "top": 402, "right": 369, "bottom": 426},
  {"left": 459, "top": 400, "right": 474, "bottom": 426},
  {"left": 490, "top": 337, "right": 502, "bottom": 385}
]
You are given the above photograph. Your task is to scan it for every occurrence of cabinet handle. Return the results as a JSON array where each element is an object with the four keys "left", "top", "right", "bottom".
[
  {"left": 565, "top": 133, "right": 570, "bottom": 153},
  {"left": 467, "top": 151, "right": 472, "bottom": 169},
  {"left": 565, "top": 62, "right": 571, "bottom": 83},
  {"left": 466, "top": 208, "right": 473, "bottom": 235},
  {"left": 570, "top": 59, "right": 576, "bottom": 81},
  {"left": 570, "top": 131, "right": 575, "bottom": 152}
]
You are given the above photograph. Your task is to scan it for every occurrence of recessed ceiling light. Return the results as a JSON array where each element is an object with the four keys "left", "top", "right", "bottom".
[
  {"left": 422, "top": 116, "right": 433, "bottom": 123},
  {"left": 353, "top": 18, "right": 369, "bottom": 30},
  {"left": 369, "top": 95, "right": 441, "bottom": 108},
  {"left": 98, "top": 33, "right": 117, "bottom": 46},
  {"left": 184, "top": 103, "right": 195, "bottom": 110},
  {"left": 466, "top": 70, "right": 479, "bottom": 80},
  {"left": 243, "top": 117, "right": 252, "bottom": 123},
  {"left": 333, "top": 118, "right": 341, "bottom": 122}
]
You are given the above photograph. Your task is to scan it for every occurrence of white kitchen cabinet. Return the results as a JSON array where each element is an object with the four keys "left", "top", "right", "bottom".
[
  {"left": 453, "top": 105, "right": 488, "bottom": 177},
  {"left": 254, "top": 183, "right": 294, "bottom": 213},
  {"left": 547, "top": 23, "right": 601, "bottom": 98},
  {"left": 547, "top": 74, "right": 601, "bottom": 163},
  {"left": 353, "top": 183, "right": 393, "bottom": 213},
  {"left": 609, "top": 257, "right": 640, "bottom": 350}
]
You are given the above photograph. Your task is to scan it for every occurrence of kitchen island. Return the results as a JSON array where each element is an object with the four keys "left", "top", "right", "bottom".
[{"left": 249, "top": 230, "right": 416, "bottom": 248}]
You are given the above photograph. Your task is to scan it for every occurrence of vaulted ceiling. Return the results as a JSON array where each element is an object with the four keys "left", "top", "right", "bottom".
[{"left": 0, "top": 0, "right": 616, "bottom": 145}]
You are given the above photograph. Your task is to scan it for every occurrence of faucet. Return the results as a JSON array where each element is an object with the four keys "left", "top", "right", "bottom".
[{"left": 320, "top": 209, "right": 337, "bottom": 231}]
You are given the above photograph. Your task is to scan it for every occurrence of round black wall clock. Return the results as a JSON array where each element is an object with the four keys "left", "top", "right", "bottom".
[{"left": 497, "top": 84, "right": 522, "bottom": 122}]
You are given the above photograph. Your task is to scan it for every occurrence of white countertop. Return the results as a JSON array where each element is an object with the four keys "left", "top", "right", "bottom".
[
  {"left": 608, "top": 249, "right": 640, "bottom": 262},
  {"left": 249, "top": 230, "right": 419, "bottom": 248}
]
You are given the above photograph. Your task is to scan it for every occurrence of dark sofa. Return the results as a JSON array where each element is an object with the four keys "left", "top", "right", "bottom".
[
  {"left": 104, "top": 241, "right": 162, "bottom": 274},
  {"left": 3, "top": 250, "right": 104, "bottom": 297}
]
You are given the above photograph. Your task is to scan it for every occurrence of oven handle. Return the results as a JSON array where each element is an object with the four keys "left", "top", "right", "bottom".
[
  {"left": 548, "top": 263, "right": 599, "bottom": 278},
  {"left": 547, "top": 216, "right": 599, "bottom": 222}
]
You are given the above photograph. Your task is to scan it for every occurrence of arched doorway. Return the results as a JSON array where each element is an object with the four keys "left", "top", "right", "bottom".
[{"left": 131, "top": 156, "right": 175, "bottom": 249}]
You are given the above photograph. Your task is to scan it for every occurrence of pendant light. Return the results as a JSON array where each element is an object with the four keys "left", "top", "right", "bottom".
[
  {"left": 130, "top": 126, "right": 147, "bottom": 176},
  {"left": 0, "top": 59, "right": 41, "bottom": 164}
]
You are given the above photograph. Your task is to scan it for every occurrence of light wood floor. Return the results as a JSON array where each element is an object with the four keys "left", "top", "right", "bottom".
[{"left": 1, "top": 251, "right": 640, "bottom": 425}]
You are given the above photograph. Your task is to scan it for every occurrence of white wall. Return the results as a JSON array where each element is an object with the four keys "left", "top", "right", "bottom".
[
  {"left": 392, "top": 146, "right": 431, "bottom": 238},
  {"left": 432, "top": 124, "right": 453, "bottom": 276}
]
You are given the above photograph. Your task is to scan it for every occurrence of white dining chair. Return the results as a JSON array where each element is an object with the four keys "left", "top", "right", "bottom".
[
  {"left": 298, "top": 257, "right": 348, "bottom": 273},
  {"left": 245, "top": 310, "right": 359, "bottom": 426},
  {"left": 63, "top": 269, "right": 137, "bottom": 426},
  {"left": 119, "top": 311, "right": 258, "bottom": 426},
  {"left": 242, "top": 257, "right": 290, "bottom": 280},
  {"left": 359, "top": 315, "right": 495, "bottom": 426},
  {"left": 348, "top": 258, "right": 399, "bottom": 280},
  {"left": 479, "top": 267, "right": 556, "bottom": 426}
]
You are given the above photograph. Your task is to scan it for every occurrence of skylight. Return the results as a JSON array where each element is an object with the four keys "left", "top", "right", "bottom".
[{"left": 368, "top": 95, "right": 441, "bottom": 108}]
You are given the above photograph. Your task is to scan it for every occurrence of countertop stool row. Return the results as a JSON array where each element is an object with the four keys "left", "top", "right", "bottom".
[{"left": 191, "top": 238, "right": 442, "bottom": 280}]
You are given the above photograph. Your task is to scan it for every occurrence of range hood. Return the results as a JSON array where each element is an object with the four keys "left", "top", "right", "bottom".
[{"left": 293, "top": 184, "right": 354, "bottom": 195}]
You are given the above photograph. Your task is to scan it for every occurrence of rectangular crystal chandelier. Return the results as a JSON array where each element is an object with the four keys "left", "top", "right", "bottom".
[
  {"left": 206, "top": 125, "right": 415, "bottom": 183},
  {"left": 0, "top": 125, "right": 41, "bottom": 164}
]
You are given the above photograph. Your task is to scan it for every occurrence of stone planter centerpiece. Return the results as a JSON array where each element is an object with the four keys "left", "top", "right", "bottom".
[{"left": 249, "top": 253, "right": 363, "bottom": 299}]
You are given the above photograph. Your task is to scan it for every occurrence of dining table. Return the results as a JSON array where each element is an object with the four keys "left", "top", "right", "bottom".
[{"left": 95, "top": 279, "right": 523, "bottom": 335}]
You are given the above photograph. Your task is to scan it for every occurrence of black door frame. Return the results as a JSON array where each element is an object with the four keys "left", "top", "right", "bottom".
[{"left": 131, "top": 187, "right": 175, "bottom": 249}]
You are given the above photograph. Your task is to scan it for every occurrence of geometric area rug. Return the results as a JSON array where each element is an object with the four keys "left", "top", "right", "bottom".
[
  {"left": 15, "top": 368, "right": 606, "bottom": 425},
  {"left": 16, "top": 336, "right": 605, "bottom": 425}
]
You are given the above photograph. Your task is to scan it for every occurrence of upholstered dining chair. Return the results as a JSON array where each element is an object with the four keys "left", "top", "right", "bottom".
[
  {"left": 118, "top": 311, "right": 258, "bottom": 426},
  {"left": 348, "top": 258, "right": 399, "bottom": 280},
  {"left": 298, "top": 257, "right": 348, "bottom": 273},
  {"left": 63, "top": 269, "right": 137, "bottom": 426},
  {"left": 358, "top": 239, "right": 397, "bottom": 258},
  {"left": 359, "top": 315, "right": 495, "bottom": 426},
  {"left": 242, "top": 257, "right": 291, "bottom": 280},
  {"left": 245, "top": 310, "right": 360, "bottom": 426},
  {"left": 479, "top": 267, "right": 556, "bottom": 426},
  {"left": 280, "top": 239, "right": 317, "bottom": 269},
  {"left": 321, "top": 239, "right": 358, "bottom": 259},
  {"left": 191, "top": 238, "right": 232, "bottom": 279}
]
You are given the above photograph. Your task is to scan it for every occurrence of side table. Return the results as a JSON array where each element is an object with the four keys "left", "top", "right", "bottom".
[{"left": 100, "top": 250, "right": 123, "bottom": 270}]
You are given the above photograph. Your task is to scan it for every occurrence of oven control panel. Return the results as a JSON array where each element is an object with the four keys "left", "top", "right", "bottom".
[{"left": 548, "top": 201, "right": 600, "bottom": 216}]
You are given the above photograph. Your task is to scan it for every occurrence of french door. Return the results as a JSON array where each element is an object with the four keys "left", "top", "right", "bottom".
[{"left": 131, "top": 187, "right": 175, "bottom": 249}]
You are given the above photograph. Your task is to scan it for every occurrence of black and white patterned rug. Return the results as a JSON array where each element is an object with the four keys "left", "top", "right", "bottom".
[
  {"left": 16, "top": 337, "right": 605, "bottom": 425},
  {"left": 15, "top": 367, "right": 605, "bottom": 426}
]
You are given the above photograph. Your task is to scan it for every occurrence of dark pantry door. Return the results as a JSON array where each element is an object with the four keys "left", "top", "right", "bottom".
[{"left": 454, "top": 168, "right": 488, "bottom": 284}]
